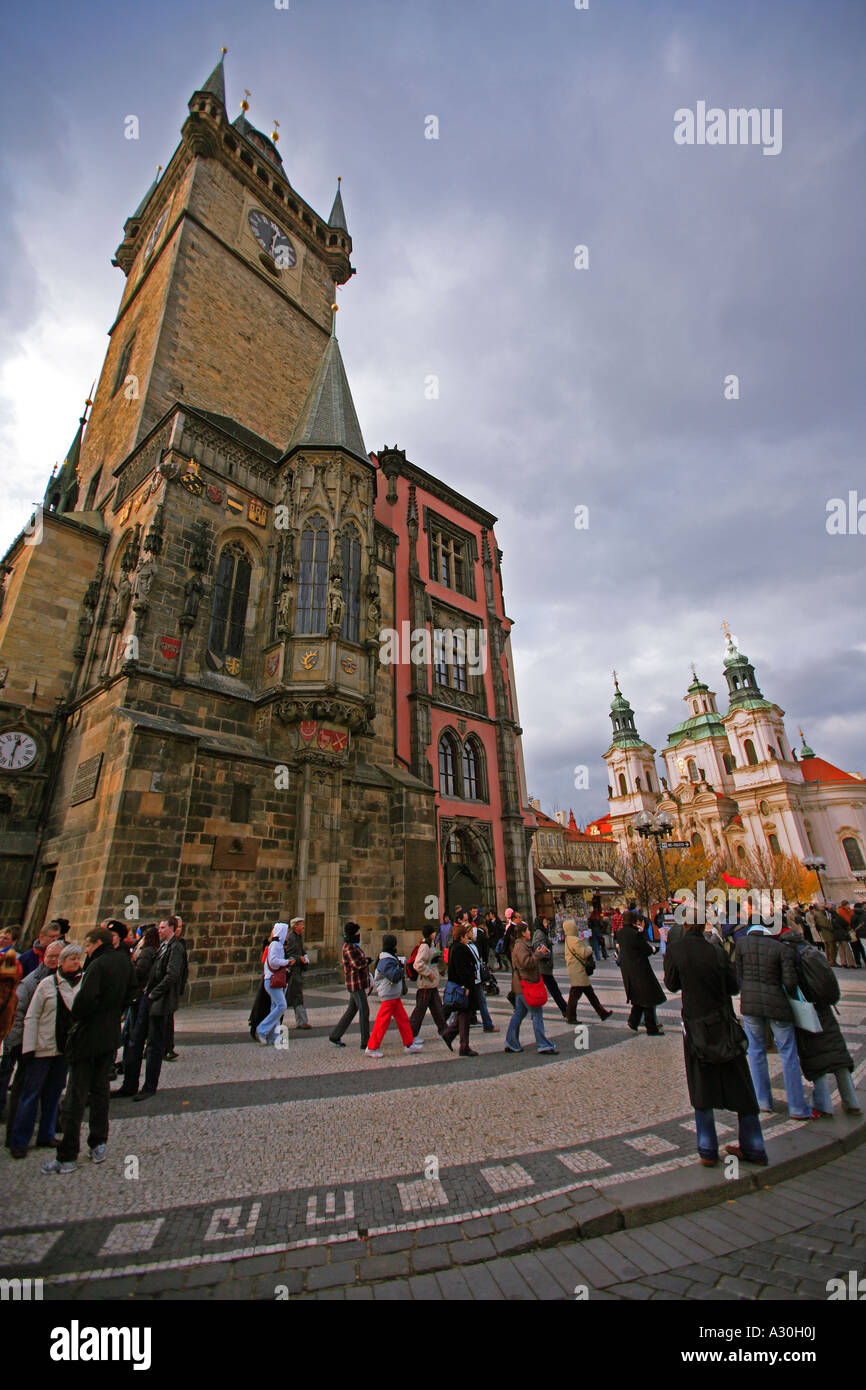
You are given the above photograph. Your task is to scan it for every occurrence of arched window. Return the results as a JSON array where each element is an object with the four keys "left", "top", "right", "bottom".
[
  {"left": 646, "top": 771, "right": 653, "bottom": 792},
  {"left": 723, "top": 753, "right": 735, "bottom": 775},
  {"left": 84, "top": 466, "right": 102, "bottom": 510},
  {"left": 736, "top": 844, "right": 746, "bottom": 861},
  {"left": 777, "top": 736, "right": 787, "bottom": 760},
  {"left": 208, "top": 543, "right": 252, "bottom": 664},
  {"left": 635, "top": 776, "right": 642, "bottom": 791},
  {"left": 692, "top": 832, "right": 704, "bottom": 853},
  {"left": 462, "top": 737, "right": 485, "bottom": 800},
  {"left": 744, "top": 739, "right": 758, "bottom": 766},
  {"left": 438, "top": 733, "right": 459, "bottom": 797},
  {"left": 767, "top": 744, "right": 776, "bottom": 759},
  {"left": 618, "top": 773, "right": 627, "bottom": 796},
  {"left": 297, "top": 516, "right": 329, "bottom": 634},
  {"left": 688, "top": 759, "right": 699, "bottom": 782},
  {"left": 768, "top": 833, "right": 781, "bottom": 855},
  {"left": 843, "top": 837, "right": 866, "bottom": 872},
  {"left": 693, "top": 701, "right": 699, "bottom": 714},
  {"left": 340, "top": 523, "right": 361, "bottom": 644}
]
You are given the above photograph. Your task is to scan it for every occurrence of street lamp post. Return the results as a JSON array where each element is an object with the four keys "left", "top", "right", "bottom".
[
  {"left": 633, "top": 809, "right": 674, "bottom": 908},
  {"left": 803, "top": 855, "right": 828, "bottom": 905}
]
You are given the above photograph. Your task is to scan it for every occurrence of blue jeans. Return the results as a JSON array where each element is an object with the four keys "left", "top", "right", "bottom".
[
  {"left": 10, "top": 1055, "right": 68, "bottom": 1150},
  {"left": 257, "top": 983, "right": 287, "bottom": 1043},
  {"left": 694, "top": 1108, "right": 766, "bottom": 1162},
  {"left": 812, "top": 1069, "right": 861, "bottom": 1113},
  {"left": 505, "top": 996, "right": 555, "bottom": 1051},
  {"left": 741, "top": 1014, "right": 810, "bottom": 1118},
  {"left": 476, "top": 984, "right": 495, "bottom": 1029}
]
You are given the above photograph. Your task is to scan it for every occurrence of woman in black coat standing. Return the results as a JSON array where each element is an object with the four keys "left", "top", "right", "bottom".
[
  {"left": 441, "top": 921, "right": 478, "bottom": 1057},
  {"left": 664, "top": 923, "right": 767, "bottom": 1167},
  {"left": 617, "top": 911, "right": 665, "bottom": 1034}
]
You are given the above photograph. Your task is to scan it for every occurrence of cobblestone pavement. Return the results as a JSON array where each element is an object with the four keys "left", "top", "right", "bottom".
[{"left": 1, "top": 958, "right": 864, "bottom": 1301}]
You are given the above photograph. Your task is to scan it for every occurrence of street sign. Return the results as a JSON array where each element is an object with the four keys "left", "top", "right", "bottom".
[{"left": 661, "top": 840, "right": 691, "bottom": 849}]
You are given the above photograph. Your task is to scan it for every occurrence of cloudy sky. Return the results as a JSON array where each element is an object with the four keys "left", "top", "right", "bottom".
[{"left": 2, "top": 0, "right": 864, "bottom": 820}]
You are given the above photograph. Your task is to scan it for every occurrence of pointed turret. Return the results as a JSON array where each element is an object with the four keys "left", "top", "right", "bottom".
[
  {"left": 44, "top": 398, "right": 91, "bottom": 515},
  {"left": 329, "top": 178, "right": 348, "bottom": 233},
  {"left": 609, "top": 676, "right": 643, "bottom": 749},
  {"left": 282, "top": 315, "right": 367, "bottom": 464},
  {"left": 198, "top": 49, "right": 227, "bottom": 106},
  {"left": 722, "top": 631, "right": 769, "bottom": 710},
  {"left": 130, "top": 166, "right": 163, "bottom": 223},
  {"left": 798, "top": 727, "right": 815, "bottom": 759}
]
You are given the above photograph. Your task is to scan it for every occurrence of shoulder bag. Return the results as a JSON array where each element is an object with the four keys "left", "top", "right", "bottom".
[
  {"left": 443, "top": 980, "right": 470, "bottom": 1010},
  {"left": 683, "top": 1006, "right": 748, "bottom": 1064},
  {"left": 522, "top": 979, "right": 548, "bottom": 1008}
]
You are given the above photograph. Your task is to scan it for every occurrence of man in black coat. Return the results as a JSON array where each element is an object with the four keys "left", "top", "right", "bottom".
[
  {"left": 665, "top": 925, "right": 767, "bottom": 1166},
  {"left": 42, "top": 927, "right": 136, "bottom": 1173},
  {"left": 617, "top": 911, "right": 665, "bottom": 1034},
  {"left": 117, "top": 919, "right": 185, "bottom": 1101}
]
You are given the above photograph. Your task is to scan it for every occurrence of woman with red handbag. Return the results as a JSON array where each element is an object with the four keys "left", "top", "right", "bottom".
[
  {"left": 504, "top": 922, "right": 559, "bottom": 1054},
  {"left": 256, "top": 923, "right": 290, "bottom": 1046}
]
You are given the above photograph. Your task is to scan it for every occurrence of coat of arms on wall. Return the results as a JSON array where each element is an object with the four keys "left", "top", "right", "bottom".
[
  {"left": 226, "top": 495, "right": 244, "bottom": 515},
  {"left": 265, "top": 652, "right": 280, "bottom": 678},
  {"left": 299, "top": 721, "right": 318, "bottom": 742},
  {"left": 206, "top": 484, "right": 224, "bottom": 506},
  {"left": 248, "top": 499, "right": 268, "bottom": 527},
  {"left": 300, "top": 649, "right": 320, "bottom": 670},
  {"left": 341, "top": 657, "right": 357, "bottom": 674},
  {"left": 224, "top": 656, "right": 241, "bottom": 677},
  {"left": 180, "top": 460, "right": 203, "bottom": 496},
  {"left": 159, "top": 635, "right": 181, "bottom": 660}
]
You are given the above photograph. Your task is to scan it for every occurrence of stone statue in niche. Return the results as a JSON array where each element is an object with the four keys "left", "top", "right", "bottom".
[
  {"left": 110, "top": 573, "right": 132, "bottom": 631},
  {"left": 276, "top": 579, "right": 293, "bottom": 637},
  {"left": 366, "top": 593, "right": 381, "bottom": 640},
  {"left": 182, "top": 571, "right": 204, "bottom": 625},
  {"left": 327, "top": 575, "right": 345, "bottom": 634},
  {"left": 132, "top": 556, "right": 157, "bottom": 605}
]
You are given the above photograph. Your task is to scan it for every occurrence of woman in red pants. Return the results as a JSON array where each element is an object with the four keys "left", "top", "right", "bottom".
[{"left": 365, "top": 934, "right": 423, "bottom": 1058}]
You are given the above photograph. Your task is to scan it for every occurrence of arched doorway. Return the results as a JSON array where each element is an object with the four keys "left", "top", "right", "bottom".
[{"left": 441, "top": 823, "right": 495, "bottom": 916}]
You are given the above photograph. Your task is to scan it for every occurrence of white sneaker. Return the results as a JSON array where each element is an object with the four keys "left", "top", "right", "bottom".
[
  {"left": 364, "top": 1047, "right": 383, "bottom": 1058},
  {"left": 411, "top": 1037, "right": 424, "bottom": 1047},
  {"left": 405, "top": 1041, "right": 423, "bottom": 1053}
]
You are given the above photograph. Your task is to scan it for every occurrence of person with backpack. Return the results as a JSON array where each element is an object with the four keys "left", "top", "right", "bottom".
[
  {"left": 329, "top": 922, "right": 372, "bottom": 1050},
  {"left": 365, "top": 935, "right": 422, "bottom": 1058},
  {"left": 407, "top": 925, "right": 451, "bottom": 1045},
  {"left": 736, "top": 921, "right": 812, "bottom": 1120},
  {"left": 563, "top": 918, "right": 612, "bottom": 1023},
  {"left": 789, "top": 931, "right": 862, "bottom": 1116}
]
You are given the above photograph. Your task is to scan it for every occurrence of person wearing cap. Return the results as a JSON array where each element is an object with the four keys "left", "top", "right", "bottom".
[
  {"left": 284, "top": 918, "right": 311, "bottom": 1029},
  {"left": 329, "top": 923, "right": 372, "bottom": 1050},
  {"left": 18, "top": 923, "right": 61, "bottom": 979},
  {"left": 365, "top": 934, "right": 421, "bottom": 1058}
]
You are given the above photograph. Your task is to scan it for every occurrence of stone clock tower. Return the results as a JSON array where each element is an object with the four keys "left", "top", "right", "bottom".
[{"left": 0, "top": 56, "right": 440, "bottom": 984}]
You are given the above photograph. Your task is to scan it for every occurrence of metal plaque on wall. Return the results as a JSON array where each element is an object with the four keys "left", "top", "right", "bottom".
[{"left": 69, "top": 754, "right": 103, "bottom": 806}]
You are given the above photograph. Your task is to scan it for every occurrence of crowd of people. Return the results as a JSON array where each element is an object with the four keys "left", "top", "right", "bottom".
[
  {"left": 2, "top": 887, "right": 861, "bottom": 1178},
  {"left": 0, "top": 914, "right": 187, "bottom": 1172}
]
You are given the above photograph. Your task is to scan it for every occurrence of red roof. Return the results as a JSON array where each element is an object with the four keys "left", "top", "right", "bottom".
[
  {"left": 533, "top": 810, "right": 564, "bottom": 830},
  {"left": 585, "top": 815, "right": 614, "bottom": 837},
  {"left": 799, "top": 756, "right": 862, "bottom": 785}
]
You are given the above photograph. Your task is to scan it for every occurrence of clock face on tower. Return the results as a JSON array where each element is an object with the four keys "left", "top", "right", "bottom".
[
  {"left": 0, "top": 730, "right": 38, "bottom": 772},
  {"left": 248, "top": 209, "right": 296, "bottom": 268},
  {"left": 142, "top": 207, "right": 169, "bottom": 264}
]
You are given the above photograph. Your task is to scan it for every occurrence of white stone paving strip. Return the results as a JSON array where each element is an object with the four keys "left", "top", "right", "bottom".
[
  {"left": 204, "top": 1203, "right": 262, "bottom": 1241},
  {"left": 397, "top": 1178, "right": 449, "bottom": 1212},
  {"left": 0, "top": 1230, "right": 63, "bottom": 1265},
  {"left": 557, "top": 1149, "right": 611, "bottom": 1173},
  {"left": 480, "top": 1162, "right": 534, "bottom": 1193},
  {"left": 99, "top": 1217, "right": 165, "bottom": 1256},
  {"left": 625, "top": 1133, "right": 679, "bottom": 1156}
]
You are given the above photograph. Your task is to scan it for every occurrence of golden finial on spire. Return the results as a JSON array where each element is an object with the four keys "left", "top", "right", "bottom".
[
  {"left": 612, "top": 668, "right": 619, "bottom": 688},
  {"left": 690, "top": 662, "right": 697, "bottom": 680},
  {"left": 221, "top": 46, "right": 228, "bottom": 56},
  {"left": 271, "top": 119, "right": 280, "bottom": 143},
  {"left": 241, "top": 89, "right": 251, "bottom": 115},
  {"left": 722, "top": 620, "right": 731, "bottom": 641}
]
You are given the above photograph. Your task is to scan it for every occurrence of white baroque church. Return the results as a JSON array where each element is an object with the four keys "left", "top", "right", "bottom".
[{"left": 603, "top": 632, "right": 866, "bottom": 901}]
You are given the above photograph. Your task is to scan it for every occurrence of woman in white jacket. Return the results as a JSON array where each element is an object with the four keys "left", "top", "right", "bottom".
[
  {"left": 256, "top": 922, "right": 290, "bottom": 1046},
  {"left": 9, "top": 943, "right": 83, "bottom": 1158}
]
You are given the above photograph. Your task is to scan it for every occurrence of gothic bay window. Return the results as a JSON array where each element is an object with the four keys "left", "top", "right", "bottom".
[
  {"left": 297, "top": 515, "right": 329, "bottom": 634},
  {"left": 462, "top": 736, "right": 486, "bottom": 800},
  {"left": 433, "top": 627, "right": 470, "bottom": 693},
  {"left": 208, "top": 543, "right": 252, "bottom": 670},
  {"left": 340, "top": 523, "right": 361, "bottom": 644}
]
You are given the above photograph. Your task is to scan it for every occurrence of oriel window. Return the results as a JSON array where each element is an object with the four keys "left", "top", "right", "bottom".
[
  {"left": 112, "top": 336, "right": 136, "bottom": 396},
  {"left": 208, "top": 544, "right": 252, "bottom": 662},
  {"left": 431, "top": 530, "right": 466, "bottom": 594},
  {"left": 297, "top": 516, "right": 329, "bottom": 634}
]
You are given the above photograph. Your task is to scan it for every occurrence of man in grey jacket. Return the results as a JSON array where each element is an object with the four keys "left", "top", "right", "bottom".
[
  {"left": 2, "top": 939, "right": 64, "bottom": 1143},
  {"left": 736, "top": 924, "right": 811, "bottom": 1120}
]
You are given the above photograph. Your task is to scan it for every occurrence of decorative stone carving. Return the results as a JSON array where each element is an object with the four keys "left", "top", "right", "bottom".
[
  {"left": 109, "top": 573, "right": 132, "bottom": 631},
  {"left": 327, "top": 575, "right": 344, "bottom": 634}
]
